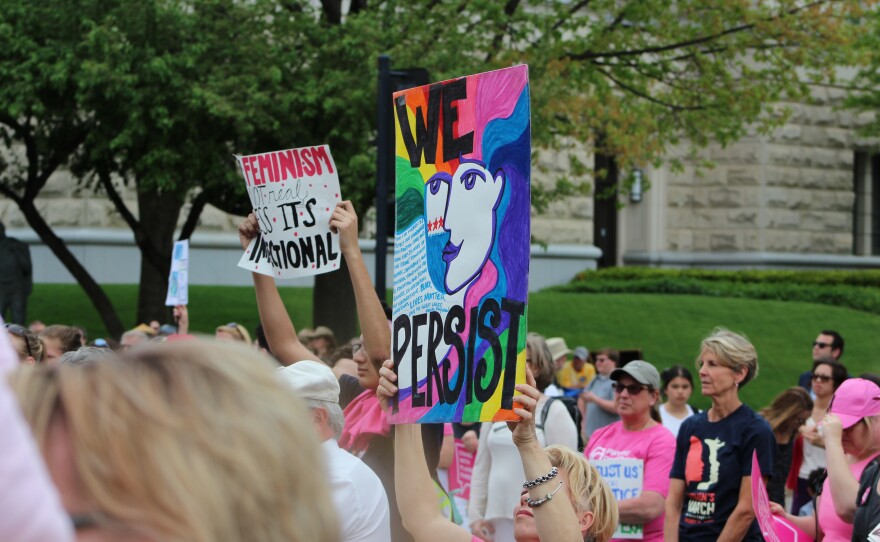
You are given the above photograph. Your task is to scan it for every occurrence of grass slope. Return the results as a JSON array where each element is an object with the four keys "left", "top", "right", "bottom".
[
  {"left": 529, "top": 292, "right": 879, "bottom": 410},
  {"left": 25, "top": 285, "right": 879, "bottom": 409}
]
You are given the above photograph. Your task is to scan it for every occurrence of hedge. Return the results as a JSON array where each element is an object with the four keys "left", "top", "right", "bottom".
[{"left": 558, "top": 268, "right": 880, "bottom": 314}]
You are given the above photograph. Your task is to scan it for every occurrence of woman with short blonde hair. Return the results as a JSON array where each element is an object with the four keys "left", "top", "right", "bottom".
[
  {"left": 665, "top": 328, "right": 775, "bottom": 542},
  {"left": 695, "top": 328, "right": 758, "bottom": 387},
  {"left": 9, "top": 340, "right": 338, "bottom": 542}
]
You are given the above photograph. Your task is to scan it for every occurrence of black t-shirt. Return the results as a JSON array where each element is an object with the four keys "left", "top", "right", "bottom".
[
  {"left": 670, "top": 404, "right": 776, "bottom": 542},
  {"left": 339, "top": 374, "right": 443, "bottom": 542}
]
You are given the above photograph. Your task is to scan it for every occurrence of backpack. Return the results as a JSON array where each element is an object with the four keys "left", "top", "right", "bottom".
[{"left": 537, "top": 396, "right": 584, "bottom": 452}]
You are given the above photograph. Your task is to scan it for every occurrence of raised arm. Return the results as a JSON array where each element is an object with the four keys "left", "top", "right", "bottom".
[
  {"left": 173, "top": 305, "right": 189, "bottom": 335},
  {"left": 330, "top": 201, "right": 390, "bottom": 365},
  {"left": 238, "top": 213, "right": 314, "bottom": 365},
  {"left": 822, "top": 413, "right": 860, "bottom": 522},
  {"left": 511, "top": 371, "right": 585, "bottom": 542},
  {"left": 377, "top": 360, "right": 472, "bottom": 542}
]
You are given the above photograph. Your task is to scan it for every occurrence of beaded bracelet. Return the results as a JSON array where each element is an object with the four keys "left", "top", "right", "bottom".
[
  {"left": 522, "top": 466, "right": 558, "bottom": 489},
  {"left": 525, "top": 481, "right": 564, "bottom": 508}
]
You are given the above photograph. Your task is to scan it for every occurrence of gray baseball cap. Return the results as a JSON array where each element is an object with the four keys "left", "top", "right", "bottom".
[
  {"left": 611, "top": 360, "right": 660, "bottom": 390},
  {"left": 573, "top": 346, "right": 589, "bottom": 360}
]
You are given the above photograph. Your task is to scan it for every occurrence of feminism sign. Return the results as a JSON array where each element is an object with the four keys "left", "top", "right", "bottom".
[{"left": 236, "top": 145, "right": 342, "bottom": 279}]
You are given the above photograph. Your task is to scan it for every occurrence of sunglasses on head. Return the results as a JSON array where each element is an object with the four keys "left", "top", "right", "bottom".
[
  {"left": 613, "top": 382, "right": 648, "bottom": 395},
  {"left": 4, "top": 323, "right": 33, "bottom": 359},
  {"left": 812, "top": 341, "right": 832, "bottom": 349}
]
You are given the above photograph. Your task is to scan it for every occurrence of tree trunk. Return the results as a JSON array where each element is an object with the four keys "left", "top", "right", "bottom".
[
  {"left": 135, "top": 189, "right": 183, "bottom": 325},
  {"left": 18, "top": 199, "right": 126, "bottom": 338},
  {"left": 312, "top": 256, "right": 357, "bottom": 342}
]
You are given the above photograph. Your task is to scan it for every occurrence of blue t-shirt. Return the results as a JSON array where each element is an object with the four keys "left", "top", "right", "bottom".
[{"left": 670, "top": 404, "right": 775, "bottom": 542}]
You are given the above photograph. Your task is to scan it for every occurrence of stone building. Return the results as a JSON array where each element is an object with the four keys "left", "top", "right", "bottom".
[{"left": 2, "top": 81, "right": 878, "bottom": 288}]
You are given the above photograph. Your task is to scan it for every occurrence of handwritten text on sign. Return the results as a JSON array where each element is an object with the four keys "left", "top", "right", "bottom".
[
  {"left": 236, "top": 145, "right": 342, "bottom": 279},
  {"left": 592, "top": 458, "right": 644, "bottom": 539},
  {"left": 390, "top": 65, "right": 531, "bottom": 424}
]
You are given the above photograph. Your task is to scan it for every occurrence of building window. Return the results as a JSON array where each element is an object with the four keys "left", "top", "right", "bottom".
[{"left": 853, "top": 151, "right": 880, "bottom": 255}]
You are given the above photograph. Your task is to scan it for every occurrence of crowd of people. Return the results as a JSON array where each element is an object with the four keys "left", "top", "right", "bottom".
[{"left": 0, "top": 201, "right": 879, "bottom": 542}]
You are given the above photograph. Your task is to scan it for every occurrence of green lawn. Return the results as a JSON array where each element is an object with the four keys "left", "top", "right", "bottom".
[{"left": 24, "top": 285, "right": 879, "bottom": 410}]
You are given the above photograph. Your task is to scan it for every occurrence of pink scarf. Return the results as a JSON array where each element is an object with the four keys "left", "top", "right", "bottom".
[{"left": 339, "top": 389, "right": 390, "bottom": 454}]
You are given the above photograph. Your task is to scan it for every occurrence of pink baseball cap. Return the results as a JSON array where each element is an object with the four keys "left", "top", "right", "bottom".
[{"left": 828, "top": 378, "right": 880, "bottom": 429}]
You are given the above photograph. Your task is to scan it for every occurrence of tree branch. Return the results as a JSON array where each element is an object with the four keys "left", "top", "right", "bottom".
[
  {"left": 566, "top": 0, "right": 829, "bottom": 61},
  {"left": 178, "top": 190, "right": 208, "bottom": 241},
  {"left": 552, "top": 0, "right": 593, "bottom": 32},
  {"left": 0, "top": 182, "right": 22, "bottom": 205},
  {"left": 485, "top": 0, "right": 521, "bottom": 63},
  {"left": 98, "top": 169, "right": 167, "bottom": 271},
  {"left": 596, "top": 67, "right": 706, "bottom": 112}
]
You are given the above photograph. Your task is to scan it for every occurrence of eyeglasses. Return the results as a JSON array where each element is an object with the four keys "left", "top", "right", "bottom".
[
  {"left": 811, "top": 373, "right": 832, "bottom": 383},
  {"left": 812, "top": 341, "right": 832, "bottom": 349},
  {"left": 5, "top": 323, "right": 33, "bottom": 359},
  {"left": 613, "top": 382, "right": 648, "bottom": 395}
]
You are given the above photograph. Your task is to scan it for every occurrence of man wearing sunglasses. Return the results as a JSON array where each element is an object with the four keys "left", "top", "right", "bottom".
[{"left": 798, "top": 330, "right": 844, "bottom": 393}]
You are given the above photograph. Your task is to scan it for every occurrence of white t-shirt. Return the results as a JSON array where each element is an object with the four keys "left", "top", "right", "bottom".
[
  {"left": 798, "top": 417, "right": 826, "bottom": 478},
  {"left": 659, "top": 403, "right": 695, "bottom": 439},
  {"left": 322, "top": 439, "right": 391, "bottom": 542}
]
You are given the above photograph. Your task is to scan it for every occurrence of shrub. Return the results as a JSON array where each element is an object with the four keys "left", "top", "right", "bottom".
[{"left": 560, "top": 268, "right": 880, "bottom": 314}]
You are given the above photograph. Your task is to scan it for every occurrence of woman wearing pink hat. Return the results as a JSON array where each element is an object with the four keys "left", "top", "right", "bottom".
[{"left": 769, "top": 378, "right": 880, "bottom": 541}]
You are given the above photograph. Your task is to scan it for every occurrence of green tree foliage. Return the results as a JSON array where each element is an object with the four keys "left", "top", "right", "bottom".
[
  {"left": 0, "top": 0, "right": 866, "bottom": 334},
  {"left": 843, "top": 5, "right": 880, "bottom": 140}
]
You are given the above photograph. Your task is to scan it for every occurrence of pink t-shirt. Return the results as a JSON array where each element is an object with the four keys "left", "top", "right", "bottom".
[
  {"left": 586, "top": 422, "right": 676, "bottom": 542},
  {"left": 818, "top": 454, "right": 874, "bottom": 542}
]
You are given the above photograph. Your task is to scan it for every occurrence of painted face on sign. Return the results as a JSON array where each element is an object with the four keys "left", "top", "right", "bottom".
[{"left": 426, "top": 160, "right": 504, "bottom": 294}]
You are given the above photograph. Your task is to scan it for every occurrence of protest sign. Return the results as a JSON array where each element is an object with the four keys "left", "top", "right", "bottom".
[
  {"left": 448, "top": 438, "right": 476, "bottom": 502},
  {"left": 390, "top": 65, "right": 531, "bottom": 423},
  {"left": 592, "top": 458, "right": 644, "bottom": 539},
  {"left": 165, "top": 240, "right": 189, "bottom": 306},
  {"left": 236, "top": 145, "right": 342, "bottom": 279},
  {"left": 751, "top": 451, "right": 813, "bottom": 542}
]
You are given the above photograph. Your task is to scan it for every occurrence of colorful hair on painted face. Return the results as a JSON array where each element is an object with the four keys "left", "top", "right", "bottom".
[{"left": 391, "top": 66, "right": 531, "bottom": 423}]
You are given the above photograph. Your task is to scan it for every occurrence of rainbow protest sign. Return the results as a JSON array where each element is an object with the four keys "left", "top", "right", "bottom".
[{"left": 390, "top": 65, "right": 530, "bottom": 423}]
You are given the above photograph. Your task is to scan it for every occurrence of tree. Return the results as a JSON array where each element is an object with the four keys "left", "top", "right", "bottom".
[
  {"left": 1, "top": 0, "right": 315, "bottom": 330},
  {"left": 0, "top": 0, "right": 864, "bottom": 337}
]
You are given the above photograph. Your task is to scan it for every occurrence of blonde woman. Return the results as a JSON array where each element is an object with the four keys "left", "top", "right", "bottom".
[
  {"left": 378, "top": 359, "right": 618, "bottom": 542},
  {"left": 469, "top": 332, "right": 578, "bottom": 541},
  {"left": 664, "top": 328, "right": 776, "bottom": 542},
  {"left": 9, "top": 340, "right": 339, "bottom": 542}
]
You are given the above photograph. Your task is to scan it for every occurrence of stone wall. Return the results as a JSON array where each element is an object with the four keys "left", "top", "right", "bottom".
[
  {"left": 5, "top": 83, "right": 871, "bottom": 262},
  {"left": 0, "top": 170, "right": 243, "bottom": 234},
  {"left": 660, "top": 84, "right": 873, "bottom": 257}
]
